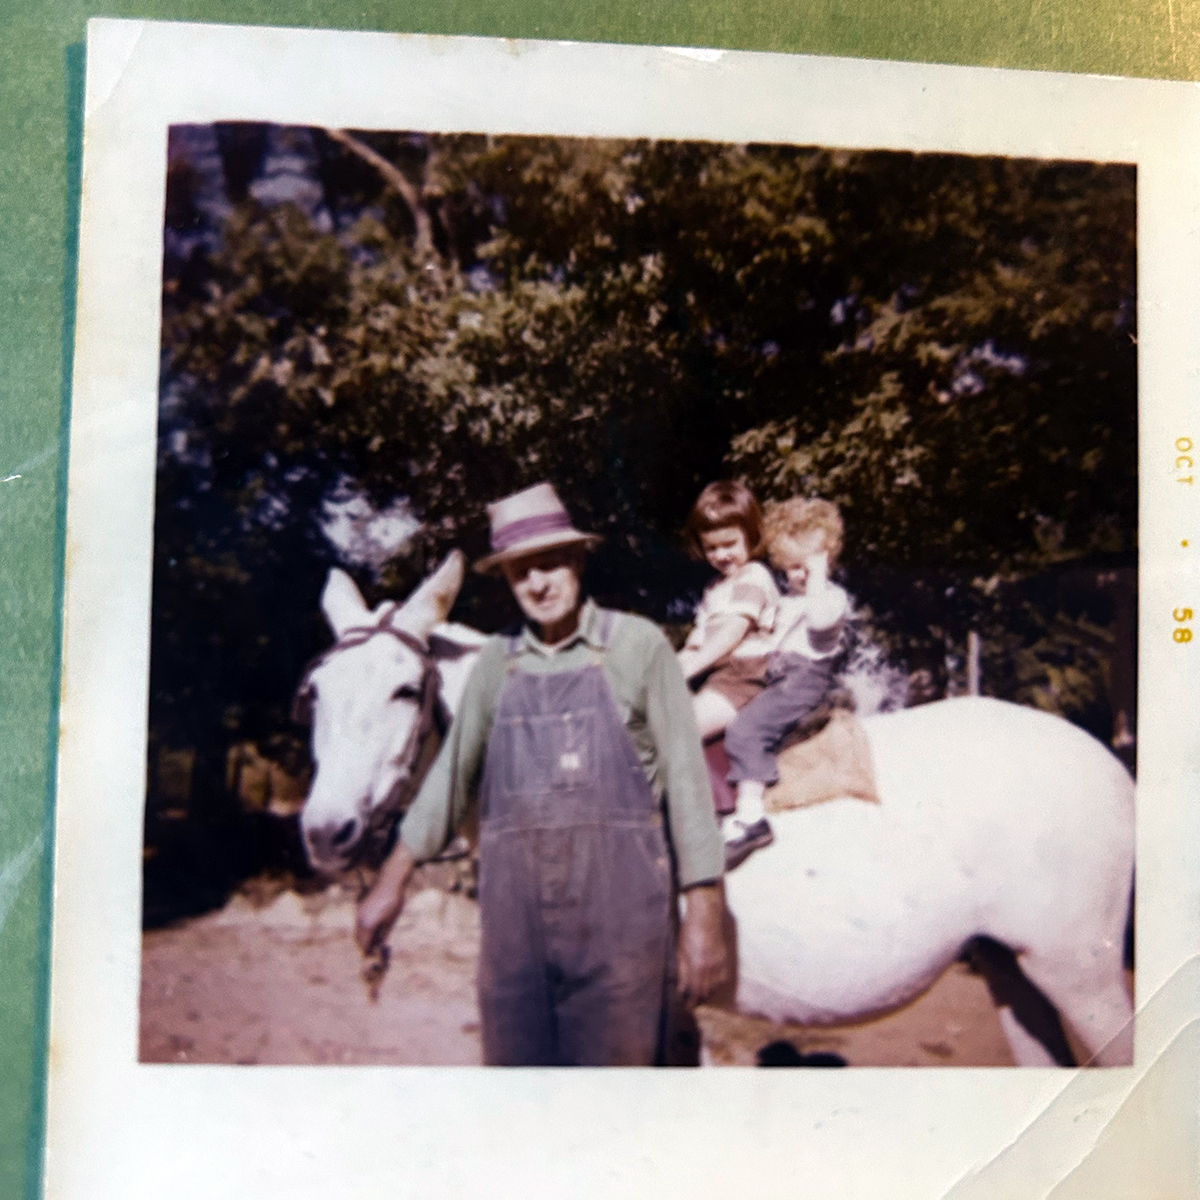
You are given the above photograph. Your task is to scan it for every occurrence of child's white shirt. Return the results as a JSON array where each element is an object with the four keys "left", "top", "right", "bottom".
[
  {"left": 685, "top": 560, "right": 780, "bottom": 658},
  {"left": 773, "top": 583, "right": 849, "bottom": 660}
]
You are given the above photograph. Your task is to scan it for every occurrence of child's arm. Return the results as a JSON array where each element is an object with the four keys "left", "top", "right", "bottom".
[
  {"left": 802, "top": 551, "right": 849, "bottom": 656},
  {"left": 801, "top": 551, "right": 846, "bottom": 630},
  {"left": 677, "top": 615, "right": 751, "bottom": 682}
]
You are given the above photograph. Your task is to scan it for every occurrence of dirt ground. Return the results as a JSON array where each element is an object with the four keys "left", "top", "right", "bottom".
[{"left": 140, "top": 878, "right": 1017, "bottom": 1067}]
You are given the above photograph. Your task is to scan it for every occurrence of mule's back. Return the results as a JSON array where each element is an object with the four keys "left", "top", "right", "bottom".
[{"left": 724, "top": 697, "right": 1134, "bottom": 1025}]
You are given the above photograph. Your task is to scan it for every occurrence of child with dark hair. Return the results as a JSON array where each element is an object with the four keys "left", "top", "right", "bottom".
[
  {"left": 721, "top": 497, "right": 849, "bottom": 869},
  {"left": 678, "top": 479, "right": 781, "bottom": 764}
]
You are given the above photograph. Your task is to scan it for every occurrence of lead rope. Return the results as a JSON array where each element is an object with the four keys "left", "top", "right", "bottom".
[
  {"left": 348, "top": 863, "right": 392, "bottom": 1003},
  {"left": 362, "top": 944, "right": 392, "bottom": 1003},
  {"left": 344, "top": 863, "right": 383, "bottom": 1003},
  {"left": 356, "top": 652, "right": 446, "bottom": 1003}
]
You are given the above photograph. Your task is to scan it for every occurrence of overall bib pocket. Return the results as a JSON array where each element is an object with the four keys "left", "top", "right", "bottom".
[{"left": 497, "top": 708, "right": 599, "bottom": 795}]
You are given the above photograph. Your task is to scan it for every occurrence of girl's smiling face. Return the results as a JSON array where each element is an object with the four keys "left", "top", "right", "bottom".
[{"left": 699, "top": 525, "right": 751, "bottom": 578}]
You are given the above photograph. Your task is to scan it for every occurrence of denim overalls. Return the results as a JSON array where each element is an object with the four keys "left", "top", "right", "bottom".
[{"left": 476, "top": 610, "right": 674, "bottom": 1066}]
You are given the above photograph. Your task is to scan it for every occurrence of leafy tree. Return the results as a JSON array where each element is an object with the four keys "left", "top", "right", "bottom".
[
  {"left": 727, "top": 153, "right": 1135, "bottom": 725},
  {"left": 148, "top": 126, "right": 1137, "bottom": 910}
]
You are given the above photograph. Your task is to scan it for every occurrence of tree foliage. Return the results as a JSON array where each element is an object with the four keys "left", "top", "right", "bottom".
[
  {"left": 152, "top": 125, "right": 1137, "bottom": 828},
  {"left": 730, "top": 155, "right": 1136, "bottom": 572}
]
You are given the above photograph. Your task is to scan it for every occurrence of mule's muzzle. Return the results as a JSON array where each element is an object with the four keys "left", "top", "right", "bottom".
[{"left": 304, "top": 816, "right": 363, "bottom": 871}]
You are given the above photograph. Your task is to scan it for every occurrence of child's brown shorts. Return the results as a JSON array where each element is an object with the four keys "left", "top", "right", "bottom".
[{"left": 697, "top": 654, "right": 772, "bottom": 710}]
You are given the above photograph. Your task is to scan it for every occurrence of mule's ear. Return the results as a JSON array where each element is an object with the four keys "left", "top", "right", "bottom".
[
  {"left": 321, "top": 568, "right": 370, "bottom": 637},
  {"left": 396, "top": 550, "right": 466, "bottom": 637}
]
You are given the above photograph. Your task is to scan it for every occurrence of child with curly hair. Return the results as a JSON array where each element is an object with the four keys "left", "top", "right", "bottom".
[{"left": 721, "top": 497, "right": 849, "bottom": 869}]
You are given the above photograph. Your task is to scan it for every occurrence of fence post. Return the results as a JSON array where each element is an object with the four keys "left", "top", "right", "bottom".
[{"left": 966, "top": 629, "right": 981, "bottom": 696}]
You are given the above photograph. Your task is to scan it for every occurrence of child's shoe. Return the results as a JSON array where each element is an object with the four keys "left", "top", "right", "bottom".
[{"left": 723, "top": 817, "right": 774, "bottom": 871}]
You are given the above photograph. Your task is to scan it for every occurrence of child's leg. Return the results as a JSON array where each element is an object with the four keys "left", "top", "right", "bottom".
[
  {"left": 717, "top": 683, "right": 792, "bottom": 862},
  {"left": 724, "top": 684, "right": 797, "bottom": 791},
  {"left": 692, "top": 687, "right": 739, "bottom": 742},
  {"left": 726, "top": 657, "right": 835, "bottom": 777},
  {"left": 724, "top": 656, "right": 834, "bottom": 849},
  {"left": 767, "top": 655, "right": 836, "bottom": 737},
  {"left": 722, "top": 682, "right": 795, "bottom": 854},
  {"left": 733, "top": 780, "right": 767, "bottom": 824}
]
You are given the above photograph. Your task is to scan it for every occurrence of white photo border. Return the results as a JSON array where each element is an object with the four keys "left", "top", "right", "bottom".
[{"left": 48, "top": 19, "right": 1200, "bottom": 1200}]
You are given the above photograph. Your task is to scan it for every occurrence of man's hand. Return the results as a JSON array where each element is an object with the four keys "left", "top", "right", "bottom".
[
  {"left": 355, "top": 841, "right": 417, "bottom": 955},
  {"left": 676, "top": 881, "right": 730, "bottom": 1005}
]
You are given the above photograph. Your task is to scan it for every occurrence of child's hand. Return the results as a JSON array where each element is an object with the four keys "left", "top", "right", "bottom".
[{"left": 777, "top": 534, "right": 828, "bottom": 595}]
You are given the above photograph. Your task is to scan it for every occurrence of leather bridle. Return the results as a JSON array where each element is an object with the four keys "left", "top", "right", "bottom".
[{"left": 293, "top": 615, "right": 449, "bottom": 866}]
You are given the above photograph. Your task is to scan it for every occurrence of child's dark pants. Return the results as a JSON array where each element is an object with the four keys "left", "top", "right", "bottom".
[{"left": 724, "top": 653, "right": 835, "bottom": 786}]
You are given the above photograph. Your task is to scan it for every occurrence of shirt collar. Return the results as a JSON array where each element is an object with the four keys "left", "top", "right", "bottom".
[{"left": 519, "top": 597, "right": 604, "bottom": 657}]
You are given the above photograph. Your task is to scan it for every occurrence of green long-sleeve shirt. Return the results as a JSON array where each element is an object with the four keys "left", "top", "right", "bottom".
[{"left": 400, "top": 598, "right": 724, "bottom": 888}]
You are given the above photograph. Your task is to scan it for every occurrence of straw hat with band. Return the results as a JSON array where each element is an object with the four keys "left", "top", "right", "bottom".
[{"left": 474, "top": 482, "right": 602, "bottom": 576}]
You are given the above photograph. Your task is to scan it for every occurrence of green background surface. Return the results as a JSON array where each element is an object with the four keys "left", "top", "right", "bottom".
[{"left": 2, "top": 3, "right": 1197, "bottom": 1197}]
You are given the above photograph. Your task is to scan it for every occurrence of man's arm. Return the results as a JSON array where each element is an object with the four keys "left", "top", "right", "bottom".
[
  {"left": 355, "top": 840, "right": 418, "bottom": 954},
  {"left": 354, "top": 736, "right": 458, "bottom": 955},
  {"left": 645, "top": 634, "right": 725, "bottom": 888},
  {"left": 677, "top": 880, "right": 729, "bottom": 1004},
  {"left": 643, "top": 632, "right": 729, "bottom": 1001}
]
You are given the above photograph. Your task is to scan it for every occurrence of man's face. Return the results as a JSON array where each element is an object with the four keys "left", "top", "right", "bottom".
[{"left": 501, "top": 546, "right": 585, "bottom": 640}]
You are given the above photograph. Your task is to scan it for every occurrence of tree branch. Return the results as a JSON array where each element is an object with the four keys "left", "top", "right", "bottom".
[{"left": 327, "top": 128, "right": 436, "bottom": 259}]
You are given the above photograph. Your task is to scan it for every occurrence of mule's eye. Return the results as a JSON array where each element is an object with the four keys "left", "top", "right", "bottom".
[{"left": 391, "top": 683, "right": 421, "bottom": 702}]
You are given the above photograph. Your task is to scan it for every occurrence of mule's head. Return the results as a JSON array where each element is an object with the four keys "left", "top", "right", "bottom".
[{"left": 298, "top": 552, "right": 465, "bottom": 872}]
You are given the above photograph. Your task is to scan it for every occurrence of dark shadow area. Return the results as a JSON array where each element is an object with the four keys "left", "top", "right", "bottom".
[
  {"left": 756, "top": 1041, "right": 848, "bottom": 1067},
  {"left": 964, "top": 935, "right": 1075, "bottom": 1067},
  {"left": 142, "top": 807, "right": 313, "bottom": 929}
]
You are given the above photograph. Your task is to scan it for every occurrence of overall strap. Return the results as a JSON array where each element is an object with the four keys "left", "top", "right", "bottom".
[{"left": 577, "top": 607, "right": 617, "bottom": 668}]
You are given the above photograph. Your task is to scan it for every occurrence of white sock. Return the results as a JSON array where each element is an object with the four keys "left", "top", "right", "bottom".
[{"left": 734, "top": 780, "right": 766, "bottom": 825}]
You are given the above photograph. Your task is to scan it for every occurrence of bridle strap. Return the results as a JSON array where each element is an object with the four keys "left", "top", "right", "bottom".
[{"left": 293, "top": 617, "right": 438, "bottom": 719}]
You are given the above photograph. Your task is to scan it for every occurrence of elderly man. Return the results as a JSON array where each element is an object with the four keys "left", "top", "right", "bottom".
[{"left": 356, "top": 482, "right": 728, "bottom": 1066}]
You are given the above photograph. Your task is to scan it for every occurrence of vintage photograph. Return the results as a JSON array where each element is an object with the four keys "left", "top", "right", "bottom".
[{"left": 139, "top": 123, "right": 1138, "bottom": 1068}]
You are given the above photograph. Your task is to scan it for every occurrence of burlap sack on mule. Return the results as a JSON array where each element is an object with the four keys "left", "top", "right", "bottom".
[{"left": 764, "top": 707, "right": 880, "bottom": 812}]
